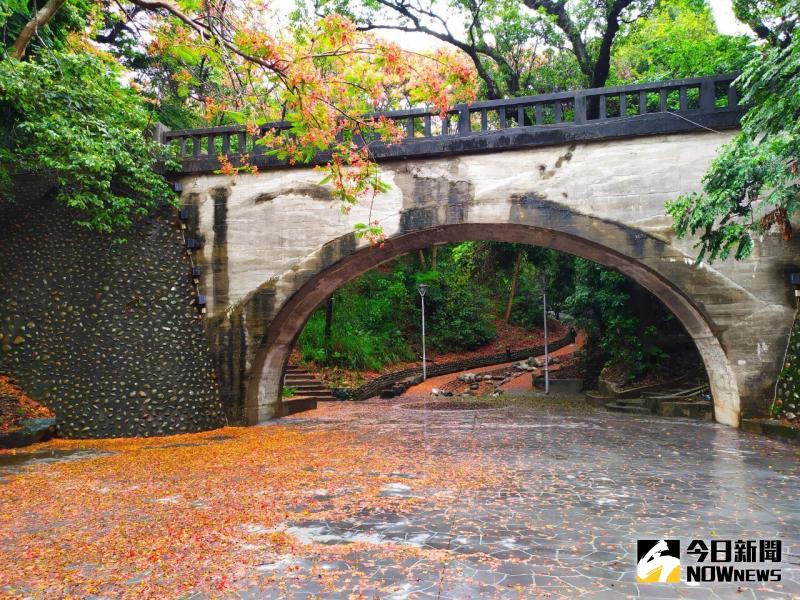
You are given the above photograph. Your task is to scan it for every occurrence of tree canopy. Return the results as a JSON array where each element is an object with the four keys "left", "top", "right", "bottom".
[
  {"left": 667, "top": 0, "right": 799, "bottom": 261},
  {"left": 317, "top": 0, "right": 667, "bottom": 98},
  {"left": 2, "top": 0, "right": 795, "bottom": 262},
  {"left": 1, "top": 0, "right": 475, "bottom": 239}
]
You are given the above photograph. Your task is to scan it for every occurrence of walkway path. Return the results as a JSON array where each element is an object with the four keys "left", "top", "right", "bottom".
[
  {"left": 404, "top": 331, "right": 586, "bottom": 396},
  {"left": 1, "top": 396, "right": 797, "bottom": 598}
]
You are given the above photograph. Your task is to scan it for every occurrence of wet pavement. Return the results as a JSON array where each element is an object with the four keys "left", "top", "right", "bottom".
[
  {"left": 0, "top": 447, "right": 111, "bottom": 482},
  {"left": 257, "top": 398, "right": 800, "bottom": 599},
  {"left": 1, "top": 397, "right": 799, "bottom": 598}
]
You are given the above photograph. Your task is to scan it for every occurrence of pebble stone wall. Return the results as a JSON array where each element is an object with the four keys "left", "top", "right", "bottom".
[
  {"left": 774, "top": 307, "right": 800, "bottom": 423},
  {"left": 0, "top": 180, "right": 226, "bottom": 438}
]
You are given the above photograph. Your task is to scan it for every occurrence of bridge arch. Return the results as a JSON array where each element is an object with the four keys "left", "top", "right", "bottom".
[
  {"left": 181, "top": 129, "right": 795, "bottom": 431},
  {"left": 248, "top": 218, "right": 740, "bottom": 427}
]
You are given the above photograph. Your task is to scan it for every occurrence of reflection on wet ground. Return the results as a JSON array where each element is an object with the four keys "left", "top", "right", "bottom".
[
  {"left": 1, "top": 397, "right": 798, "bottom": 599},
  {"left": 0, "top": 448, "right": 111, "bottom": 481}
]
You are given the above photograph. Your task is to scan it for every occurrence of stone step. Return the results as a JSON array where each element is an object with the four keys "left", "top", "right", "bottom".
[
  {"left": 283, "top": 397, "right": 318, "bottom": 415},
  {"left": 293, "top": 389, "right": 334, "bottom": 398},
  {"left": 657, "top": 400, "right": 713, "bottom": 420},
  {"left": 286, "top": 388, "right": 338, "bottom": 401},
  {"left": 309, "top": 395, "right": 339, "bottom": 402},
  {"left": 283, "top": 364, "right": 338, "bottom": 402},
  {"left": 605, "top": 402, "right": 651, "bottom": 415},
  {"left": 289, "top": 384, "right": 328, "bottom": 392},
  {"left": 613, "top": 397, "right": 647, "bottom": 406},
  {"left": 284, "top": 375, "right": 320, "bottom": 383}
]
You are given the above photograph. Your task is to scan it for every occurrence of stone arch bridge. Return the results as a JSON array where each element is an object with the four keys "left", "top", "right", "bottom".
[{"left": 166, "top": 74, "right": 799, "bottom": 429}]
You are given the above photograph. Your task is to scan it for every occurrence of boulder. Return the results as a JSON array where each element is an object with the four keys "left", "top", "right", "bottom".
[
  {"left": 0, "top": 418, "right": 57, "bottom": 449},
  {"left": 331, "top": 388, "right": 351, "bottom": 401}
]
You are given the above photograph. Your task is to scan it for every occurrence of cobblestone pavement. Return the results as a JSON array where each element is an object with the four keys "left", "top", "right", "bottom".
[
  {"left": 263, "top": 398, "right": 800, "bottom": 599},
  {"left": 2, "top": 397, "right": 799, "bottom": 599}
]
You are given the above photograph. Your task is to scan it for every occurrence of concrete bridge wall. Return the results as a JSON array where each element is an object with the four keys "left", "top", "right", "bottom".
[{"left": 178, "top": 130, "right": 800, "bottom": 428}]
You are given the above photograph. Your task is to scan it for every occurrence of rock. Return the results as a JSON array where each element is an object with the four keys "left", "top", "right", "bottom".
[
  {"left": 458, "top": 373, "right": 477, "bottom": 383},
  {"left": 12, "top": 336, "right": 24, "bottom": 345},
  {"left": 483, "top": 374, "right": 493, "bottom": 380},
  {"left": 785, "top": 412, "right": 797, "bottom": 420},
  {"left": 0, "top": 418, "right": 58, "bottom": 449},
  {"left": 431, "top": 388, "right": 441, "bottom": 396}
]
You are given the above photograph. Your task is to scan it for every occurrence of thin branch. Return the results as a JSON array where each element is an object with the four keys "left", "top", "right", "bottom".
[
  {"left": 126, "top": 0, "right": 288, "bottom": 82},
  {"left": 10, "top": 0, "right": 68, "bottom": 59}
]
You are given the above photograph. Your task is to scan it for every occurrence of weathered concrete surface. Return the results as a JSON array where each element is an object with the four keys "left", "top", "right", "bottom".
[{"left": 177, "top": 130, "right": 800, "bottom": 428}]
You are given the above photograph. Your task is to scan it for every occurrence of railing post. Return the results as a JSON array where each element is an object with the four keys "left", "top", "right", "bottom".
[
  {"left": 574, "top": 92, "right": 587, "bottom": 124},
  {"left": 457, "top": 105, "right": 470, "bottom": 135},
  {"left": 701, "top": 78, "right": 716, "bottom": 113},
  {"left": 727, "top": 80, "right": 738, "bottom": 107},
  {"left": 406, "top": 116, "right": 415, "bottom": 138},
  {"left": 152, "top": 123, "right": 169, "bottom": 144}
]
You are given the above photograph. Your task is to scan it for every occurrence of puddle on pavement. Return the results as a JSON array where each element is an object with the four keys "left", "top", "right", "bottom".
[{"left": 0, "top": 448, "right": 111, "bottom": 481}]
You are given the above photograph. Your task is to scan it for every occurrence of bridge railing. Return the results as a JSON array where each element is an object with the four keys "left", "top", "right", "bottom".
[{"left": 162, "top": 73, "right": 740, "bottom": 164}]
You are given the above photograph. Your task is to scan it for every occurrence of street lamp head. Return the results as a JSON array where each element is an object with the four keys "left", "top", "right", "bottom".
[{"left": 417, "top": 283, "right": 428, "bottom": 297}]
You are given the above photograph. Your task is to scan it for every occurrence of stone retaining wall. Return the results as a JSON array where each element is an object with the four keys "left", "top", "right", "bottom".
[
  {"left": 0, "top": 180, "right": 226, "bottom": 438},
  {"left": 774, "top": 307, "right": 800, "bottom": 423},
  {"left": 343, "top": 331, "right": 576, "bottom": 400}
]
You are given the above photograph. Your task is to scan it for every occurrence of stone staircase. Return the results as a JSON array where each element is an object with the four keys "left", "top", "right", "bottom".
[
  {"left": 282, "top": 364, "right": 337, "bottom": 414},
  {"left": 604, "top": 398, "right": 652, "bottom": 415},
  {"left": 604, "top": 382, "right": 713, "bottom": 420}
]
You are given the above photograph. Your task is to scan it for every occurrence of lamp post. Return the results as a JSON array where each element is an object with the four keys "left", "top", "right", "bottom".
[
  {"left": 418, "top": 284, "right": 428, "bottom": 380},
  {"left": 539, "top": 273, "right": 549, "bottom": 394}
]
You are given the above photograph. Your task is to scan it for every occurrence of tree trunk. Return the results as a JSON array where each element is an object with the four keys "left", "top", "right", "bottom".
[
  {"left": 431, "top": 245, "right": 438, "bottom": 270},
  {"left": 503, "top": 250, "right": 524, "bottom": 323},
  {"left": 10, "top": 0, "right": 68, "bottom": 59},
  {"left": 418, "top": 249, "right": 427, "bottom": 271}
]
